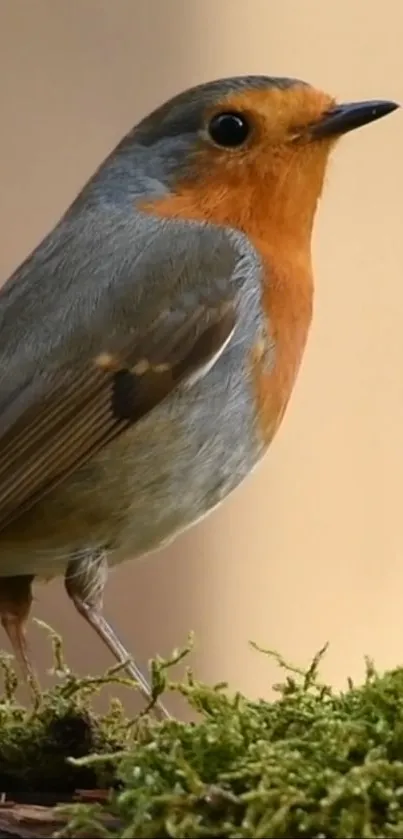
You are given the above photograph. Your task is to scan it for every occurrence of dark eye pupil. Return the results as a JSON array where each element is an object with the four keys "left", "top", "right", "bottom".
[{"left": 208, "top": 112, "right": 250, "bottom": 148}]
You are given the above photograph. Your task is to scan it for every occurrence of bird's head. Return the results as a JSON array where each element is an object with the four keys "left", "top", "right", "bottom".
[{"left": 133, "top": 75, "right": 398, "bottom": 247}]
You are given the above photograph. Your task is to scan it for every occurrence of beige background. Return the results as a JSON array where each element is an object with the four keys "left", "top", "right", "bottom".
[{"left": 0, "top": 0, "right": 402, "bottom": 715}]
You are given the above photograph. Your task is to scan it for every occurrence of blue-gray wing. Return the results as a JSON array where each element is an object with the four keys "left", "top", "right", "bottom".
[{"left": 0, "top": 209, "right": 250, "bottom": 530}]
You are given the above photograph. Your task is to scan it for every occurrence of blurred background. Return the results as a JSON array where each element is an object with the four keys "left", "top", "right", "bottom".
[{"left": 0, "top": 0, "right": 402, "bottom": 716}]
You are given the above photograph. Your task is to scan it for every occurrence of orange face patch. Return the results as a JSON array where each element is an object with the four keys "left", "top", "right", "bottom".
[{"left": 141, "top": 84, "right": 337, "bottom": 244}]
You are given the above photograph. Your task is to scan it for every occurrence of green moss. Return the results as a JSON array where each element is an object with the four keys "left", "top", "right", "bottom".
[
  {"left": 2, "top": 629, "right": 403, "bottom": 837},
  {"left": 0, "top": 621, "right": 135, "bottom": 795}
]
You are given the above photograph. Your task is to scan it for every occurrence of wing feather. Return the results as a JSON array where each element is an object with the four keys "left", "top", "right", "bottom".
[{"left": 0, "top": 209, "right": 246, "bottom": 531}]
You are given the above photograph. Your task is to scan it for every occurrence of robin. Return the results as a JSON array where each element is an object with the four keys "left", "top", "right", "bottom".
[{"left": 0, "top": 75, "right": 398, "bottom": 719}]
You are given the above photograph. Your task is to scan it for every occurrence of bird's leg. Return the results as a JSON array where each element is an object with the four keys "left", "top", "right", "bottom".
[
  {"left": 0, "top": 574, "right": 39, "bottom": 696},
  {"left": 64, "top": 552, "right": 172, "bottom": 721}
]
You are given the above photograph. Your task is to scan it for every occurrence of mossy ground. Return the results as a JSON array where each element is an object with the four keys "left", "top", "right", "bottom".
[{"left": 1, "top": 627, "right": 403, "bottom": 838}]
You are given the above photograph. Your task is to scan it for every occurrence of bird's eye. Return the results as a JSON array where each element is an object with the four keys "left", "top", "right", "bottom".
[{"left": 207, "top": 112, "right": 250, "bottom": 148}]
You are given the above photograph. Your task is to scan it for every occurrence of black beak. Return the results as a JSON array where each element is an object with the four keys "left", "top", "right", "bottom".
[{"left": 309, "top": 99, "right": 399, "bottom": 139}]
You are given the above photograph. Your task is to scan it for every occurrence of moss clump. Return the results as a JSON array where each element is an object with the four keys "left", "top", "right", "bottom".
[
  {"left": 2, "top": 629, "right": 403, "bottom": 837},
  {"left": 55, "top": 643, "right": 403, "bottom": 838},
  {"left": 0, "top": 621, "right": 136, "bottom": 796}
]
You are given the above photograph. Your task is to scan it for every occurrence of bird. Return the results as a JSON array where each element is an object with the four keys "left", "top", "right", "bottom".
[{"left": 0, "top": 75, "right": 398, "bottom": 719}]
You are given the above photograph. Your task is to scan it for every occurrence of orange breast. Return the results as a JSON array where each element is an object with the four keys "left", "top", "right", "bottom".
[{"left": 249, "top": 237, "right": 313, "bottom": 444}]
